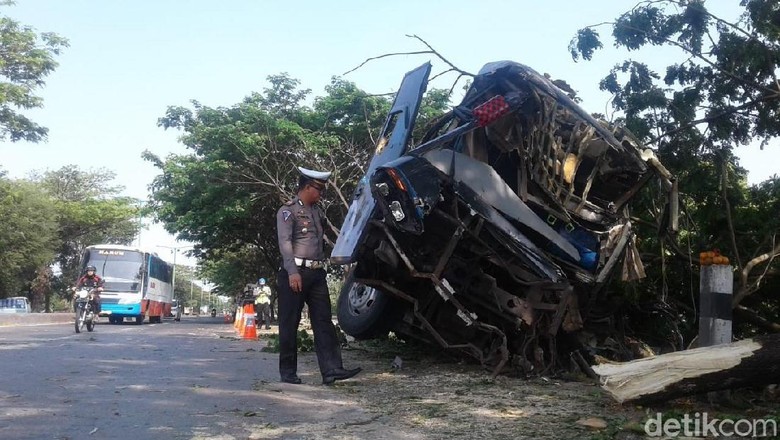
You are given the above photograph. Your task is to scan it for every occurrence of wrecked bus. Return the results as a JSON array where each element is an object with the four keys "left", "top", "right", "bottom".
[{"left": 332, "top": 61, "right": 676, "bottom": 376}]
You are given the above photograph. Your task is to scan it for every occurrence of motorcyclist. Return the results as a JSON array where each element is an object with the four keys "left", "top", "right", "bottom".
[{"left": 73, "top": 265, "right": 104, "bottom": 315}]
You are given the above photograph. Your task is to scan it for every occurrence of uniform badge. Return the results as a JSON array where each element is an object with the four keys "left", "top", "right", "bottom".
[{"left": 282, "top": 210, "right": 292, "bottom": 222}]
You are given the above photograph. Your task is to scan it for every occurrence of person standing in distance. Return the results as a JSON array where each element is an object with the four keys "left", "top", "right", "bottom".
[
  {"left": 254, "top": 278, "right": 272, "bottom": 330},
  {"left": 275, "top": 166, "right": 361, "bottom": 385}
]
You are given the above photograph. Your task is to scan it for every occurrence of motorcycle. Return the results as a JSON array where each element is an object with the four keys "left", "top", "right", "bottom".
[{"left": 74, "top": 288, "right": 98, "bottom": 333}]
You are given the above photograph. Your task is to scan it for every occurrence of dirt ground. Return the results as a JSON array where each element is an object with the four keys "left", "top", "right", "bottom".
[
  {"left": 251, "top": 326, "right": 645, "bottom": 439},
  {"left": 253, "top": 322, "right": 780, "bottom": 439},
  {"left": 333, "top": 340, "right": 634, "bottom": 439}
]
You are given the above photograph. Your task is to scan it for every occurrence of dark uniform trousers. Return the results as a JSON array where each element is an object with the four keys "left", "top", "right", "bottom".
[
  {"left": 277, "top": 267, "right": 342, "bottom": 378},
  {"left": 255, "top": 303, "right": 271, "bottom": 328}
]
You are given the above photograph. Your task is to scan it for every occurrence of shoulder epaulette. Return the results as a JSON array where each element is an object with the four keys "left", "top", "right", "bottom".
[{"left": 284, "top": 200, "right": 294, "bottom": 206}]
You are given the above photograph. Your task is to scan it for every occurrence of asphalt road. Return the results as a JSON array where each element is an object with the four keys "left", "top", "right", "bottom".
[{"left": 0, "top": 316, "right": 387, "bottom": 440}]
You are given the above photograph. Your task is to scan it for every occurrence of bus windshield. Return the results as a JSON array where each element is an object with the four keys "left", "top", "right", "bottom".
[{"left": 84, "top": 249, "right": 144, "bottom": 292}]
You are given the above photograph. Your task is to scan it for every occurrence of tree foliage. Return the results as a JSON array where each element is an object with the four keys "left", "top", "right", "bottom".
[
  {"left": 198, "top": 247, "right": 262, "bottom": 298},
  {"left": 570, "top": 0, "right": 780, "bottom": 337},
  {"left": 0, "top": 1, "right": 68, "bottom": 142},
  {"left": 147, "top": 73, "right": 451, "bottom": 295},
  {"left": 170, "top": 264, "right": 206, "bottom": 309},
  {"left": 0, "top": 177, "right": 57, "bottom": 298},
  {"left": 33, "top": 166, "right": 140, "bottom": 288},
  {"left": 0, "top": 167, "right": 139, "bottom": 311}
]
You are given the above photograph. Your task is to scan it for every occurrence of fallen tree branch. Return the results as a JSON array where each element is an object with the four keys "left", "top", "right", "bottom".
[{"left": 593, "top": 334, "right": 780, "bottom": 404}]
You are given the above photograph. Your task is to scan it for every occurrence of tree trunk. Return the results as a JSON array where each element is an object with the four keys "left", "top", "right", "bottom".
[{"left": 591, "top": 334, "right": 780, "bottom": 404}]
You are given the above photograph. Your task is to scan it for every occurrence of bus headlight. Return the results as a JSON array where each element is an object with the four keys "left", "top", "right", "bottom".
[{"left": 389, "top": 201, "right": 405, "bottom": 221}]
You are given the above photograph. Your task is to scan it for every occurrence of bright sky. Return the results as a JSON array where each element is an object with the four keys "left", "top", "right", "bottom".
[{"left": 1, "top": 1, "right": 777, "bottom": 267}]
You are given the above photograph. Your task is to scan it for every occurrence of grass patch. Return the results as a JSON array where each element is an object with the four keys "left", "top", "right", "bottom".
[{"left": 261, "top": 329, "right": 313, "bottom": 353}]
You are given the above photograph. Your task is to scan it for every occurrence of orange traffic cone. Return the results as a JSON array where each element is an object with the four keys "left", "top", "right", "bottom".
[
  {"left": 238, "top": 313, "right": 247, "bottom": 338},
  {"left": 234, "top": 306, "right": 243, "bottom": 331},
  {"left": 243, "top": 304, "right": 257, "bottom": 340}
]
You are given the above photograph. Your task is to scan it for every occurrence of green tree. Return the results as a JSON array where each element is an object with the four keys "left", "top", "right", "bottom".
[
  {"left": 0, "top": 167, "right": 138, "bottom": 309},
  {"left": 256, "top": 72, "right": 311, "bottom": 120},
  {"left": 0, "top": 1, "right": 68, "bottom": 142},
  {"left": 570, "top": 0, "right": 780, "bottom": 335},
  {"left": 0, "top": 176, "right": 57, "bottom": 299},
  {"left": 31, "top": 164, "right": 123, "bottom": 201},
  {"left": 33, "top": 166, "right": 140, "bottom": 290},
  {"left": 198, "top": 248, "right": 260, "bottom": 299},
  {"left": 170, "top": 264, "right": 204, "bottom": 307},
  {"left": 311, "top": 77, "right": 391, "bottom": 146}
]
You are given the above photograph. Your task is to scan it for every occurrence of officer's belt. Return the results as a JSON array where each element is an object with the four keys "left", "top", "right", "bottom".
[{"left": 294, "top": 257, "right": 325, "bottom": 269}]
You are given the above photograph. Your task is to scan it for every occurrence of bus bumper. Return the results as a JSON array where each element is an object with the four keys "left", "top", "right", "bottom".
[{"left": 100, "top": 303, "right": 141, "bottom": 317}]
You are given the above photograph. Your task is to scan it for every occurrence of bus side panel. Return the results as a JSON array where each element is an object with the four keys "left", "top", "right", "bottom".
[{"left": 146, "top": 255, "right": 174, "bottom": 319}]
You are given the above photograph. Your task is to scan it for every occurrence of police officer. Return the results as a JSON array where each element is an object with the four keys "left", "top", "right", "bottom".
[
  {"left": 276, "top": 167, "right": 361, "bottom": 385},
  {"left": 254, "top": 278, "right": 272, "bottom": 330}
]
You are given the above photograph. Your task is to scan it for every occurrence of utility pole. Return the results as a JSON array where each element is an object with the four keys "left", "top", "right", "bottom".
[
  {"left": 133, "top": 199, "right": 145, "bottom": 248},
  {"left": 200, "top": 280, "right": 204, "bottom": 313},
  {"left": 156, "top": 245, "right": 193, "bottom": 300}
]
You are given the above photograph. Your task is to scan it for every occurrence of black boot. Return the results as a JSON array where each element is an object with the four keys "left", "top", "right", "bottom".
[{"left": 322, "top": 367, "right": 362, "bottom": 385}]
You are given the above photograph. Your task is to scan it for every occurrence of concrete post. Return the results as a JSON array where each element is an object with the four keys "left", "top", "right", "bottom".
[{"left": 699, "top": 265, "right": 733, "bottom": 346}]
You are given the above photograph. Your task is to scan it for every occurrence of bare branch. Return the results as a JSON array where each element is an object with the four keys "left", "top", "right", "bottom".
[
  {"left": 405, "top": 34, "right": 474, "bottom": 77},
  {"left": 343, "top": 34, "right": 474, "bottom": 81},
  {"left": 733, "top": 238, "right": 780, "bottom": 307},
  {"left": 343, "top": 50, "right": 433, "bottom": 76},
  {"left": 327, "top": 167, "right": 350, "bottom": 211}
]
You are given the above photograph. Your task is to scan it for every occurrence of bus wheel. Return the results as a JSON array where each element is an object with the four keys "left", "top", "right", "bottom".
[{"left": 136, "top": 316, "right": 144, "bottom": 325}]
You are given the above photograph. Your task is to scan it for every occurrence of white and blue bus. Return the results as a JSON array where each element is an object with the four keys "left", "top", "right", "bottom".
[{"left": 79, "top": 244, "right": 174, "bottom": 324}]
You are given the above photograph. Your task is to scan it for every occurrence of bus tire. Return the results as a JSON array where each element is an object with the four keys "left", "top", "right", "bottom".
[
  {"left": 336, "top": 273, "right": 398, "bottom": 340},
  {"left": 135, "top": 315, "right": 143, "bottom": 325}
]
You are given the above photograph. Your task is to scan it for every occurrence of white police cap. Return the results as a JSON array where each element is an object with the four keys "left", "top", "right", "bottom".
[{"left": 297, "top": 166, "right": 332, "bottom": 182}]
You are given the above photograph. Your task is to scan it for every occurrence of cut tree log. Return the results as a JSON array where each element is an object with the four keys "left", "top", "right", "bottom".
[{"left": 591, "top": 334, "right": 780, "bottom": 404}]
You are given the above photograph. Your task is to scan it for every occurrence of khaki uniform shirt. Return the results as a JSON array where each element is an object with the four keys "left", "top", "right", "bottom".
[{"left": 276, "top": 196, "right": 326, "bottom": 275}]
